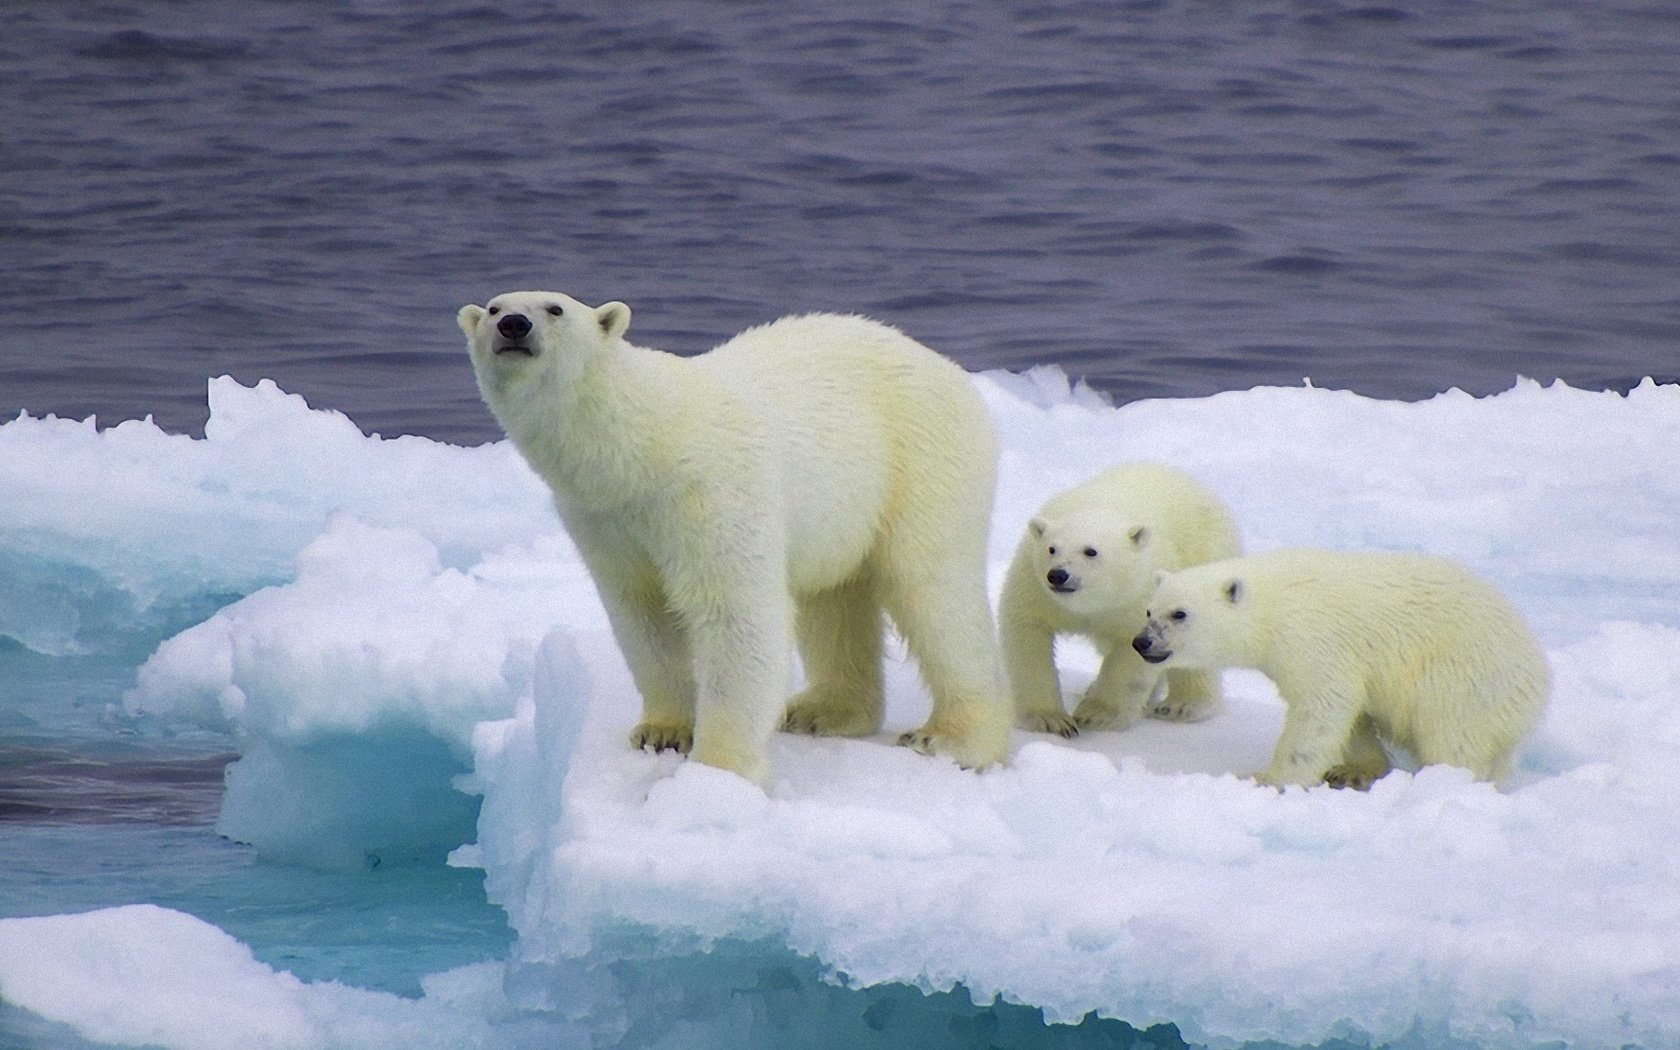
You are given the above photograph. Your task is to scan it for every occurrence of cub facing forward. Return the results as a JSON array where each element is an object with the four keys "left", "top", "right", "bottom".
[
  {"left": 459, "top": 291, "right": 1011, "bottom": 784},
  {"left": 999, "top": 463, "right": 1241, "bottom": 736},
  {"left": 1134, "top": 549, "right": 1549, "bottom": 787}
]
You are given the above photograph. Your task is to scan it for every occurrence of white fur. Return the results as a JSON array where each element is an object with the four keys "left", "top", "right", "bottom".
[
  {"left": 1137, "top": 549, "right": 1550, "bottom": 788},
  {"left": 459, "top": 292, "right": 1010, "bottom": 783},
  {"left": 999, "top": 463, "right": 1241, "bottom": 736}
]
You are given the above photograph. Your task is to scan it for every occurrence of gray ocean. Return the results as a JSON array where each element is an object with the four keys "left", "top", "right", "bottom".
[{"left": 3, "top": 0, "right": 1678, "bottom": 445}]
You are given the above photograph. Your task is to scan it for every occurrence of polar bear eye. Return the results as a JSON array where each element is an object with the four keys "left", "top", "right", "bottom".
[
  {"left": 1170, "top": 610, "right": 1189, "bottom": 622},
  {"left": 546, "top": 305, "right": 563, "bottom": 316},
  {"left": 1047, "top": 546, "right": 1057, "bottom": 556},
  {"left": 487, "top": 306, "right": 500, "bottom": 316},
  {"left": 1083, "top": 547, "right": 1098, "bottom": 558}
]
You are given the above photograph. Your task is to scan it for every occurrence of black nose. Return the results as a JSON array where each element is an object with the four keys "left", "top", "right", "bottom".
[
  {"left": 1046, "top": 568, "right": 1069, "bottom": 588},
  {"left": 497, "top": 313, "right": 531, "bottom": 339},
  {"left": 1131, "top": 634, "right": 1151, "bottom": 655}
]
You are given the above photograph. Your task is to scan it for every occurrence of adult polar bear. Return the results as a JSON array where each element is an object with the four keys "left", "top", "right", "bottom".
[{"left": 459, "top": 291, "right": 1011, "bottom": 784}]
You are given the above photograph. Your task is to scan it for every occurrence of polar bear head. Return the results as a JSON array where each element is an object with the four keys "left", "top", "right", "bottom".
[
  {"left": 1132, "top": 563, "right": 1250, "bottom": 669},
  {"left": 457, "top": 291, "right": 632, "bottom": 398},
  {"left": 1026, "top": 510, "right": 1159, "bottom": 618}
]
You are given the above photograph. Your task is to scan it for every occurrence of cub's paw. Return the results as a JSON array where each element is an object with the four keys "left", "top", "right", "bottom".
[
  {"left": 629, "top": 721, "right": 693, "bottom": 755},
  {"left": 1017, "top": 711, "right": 1080, "bottom": 738},
  {"left": 782, "top": 688, "right": 882, "bottom": 738},
  {"left": 896, "top": 727, "right": 1007, "bottom": 771},
  {"left": 1069, "top": 701, "right": 1139, "bottom": 734},
  {"left": 1148, "top": 693, "right": 1219, "bottom": 723},
  {"left": 1324, "top": 765, "right": 1384, "bottom": 791}
]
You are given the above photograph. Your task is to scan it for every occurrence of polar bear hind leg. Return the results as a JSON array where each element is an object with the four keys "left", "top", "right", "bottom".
[
  {"left": 783, "top": 570, "right": 886, "bottom": 738},
  {"left": 876, "top": 535, "right": 1011, "bottom": 768}
]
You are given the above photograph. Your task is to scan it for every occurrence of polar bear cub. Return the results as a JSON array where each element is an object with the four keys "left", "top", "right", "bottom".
[
  {"left": 1134, "top": 549, "right": 1549, "bottom": 788},
  {"left": 999, "top": 463, "right": 1241, "bottom": 736},
  {"left": 459, "top": 292, "right": 1011, "bottom": 784}
]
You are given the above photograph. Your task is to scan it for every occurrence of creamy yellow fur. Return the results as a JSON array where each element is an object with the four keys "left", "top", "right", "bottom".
[
  {"left": 999, "top": 463, "right": 1240, "bottom": 736},
  {"left": 1138, "top": 549, "right": 1550, "bottom": 787},
  {"left": 460, "top": 292, "right": 1010, "bottom": 783}
]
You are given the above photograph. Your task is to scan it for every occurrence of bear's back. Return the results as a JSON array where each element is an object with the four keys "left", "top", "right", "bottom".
[{"left": 1248, "top": 549, "right": 1542, "bottom": 677}]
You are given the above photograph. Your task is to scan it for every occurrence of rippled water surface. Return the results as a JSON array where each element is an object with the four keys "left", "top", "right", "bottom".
[{"left": 3, "top": 0, "right": 1678, "bottom": 443}]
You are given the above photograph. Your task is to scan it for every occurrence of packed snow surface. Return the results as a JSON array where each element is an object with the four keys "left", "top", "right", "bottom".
[{"left": 3, "top": 371, "right": 1679, "bottom": 1049}]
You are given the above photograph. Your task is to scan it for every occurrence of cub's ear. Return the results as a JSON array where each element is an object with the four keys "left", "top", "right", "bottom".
[
  {"left": 1223, "top": 578, "right": 1243, "bottom": 604},
  {"left": 1128, "top": 525, "right": 1149, "bottom": 548},
  {"left": 1028, "top": 517, "right": 1048, "bottom": 540},
  {"left": 457, "top": 304, "right": 485, "bottom": 338},
  {"left": 596, "top": 301, "right": 631, "bottom": 340}
]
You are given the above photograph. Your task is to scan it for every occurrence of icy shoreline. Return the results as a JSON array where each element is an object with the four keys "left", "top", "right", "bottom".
[{"left": 3, "top": 372, "right": 1679, "bottom": 1049}]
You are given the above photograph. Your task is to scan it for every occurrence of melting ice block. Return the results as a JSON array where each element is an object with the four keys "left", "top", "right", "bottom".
[{"left": 457, "top": 616, "right": 1680, "bottom": 1050}]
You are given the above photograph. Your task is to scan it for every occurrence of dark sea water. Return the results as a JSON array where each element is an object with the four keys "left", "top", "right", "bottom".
[{"left": 2, "top": 0, "right": 1678, "bottom": 445}]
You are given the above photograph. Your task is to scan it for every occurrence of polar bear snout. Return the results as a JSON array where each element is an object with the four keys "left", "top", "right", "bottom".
[
  {"left": 492, "top": 312, "right": 537, "bottom": 356},
  {"left": 1045, "top": 568, "right": 1076, "bottom": 593},
  {"left": 496, "top": 313, "right": 532, "bottom": 339},
  {"left": 1132, "top": 630, "right": 1169, "bottom": 663}
]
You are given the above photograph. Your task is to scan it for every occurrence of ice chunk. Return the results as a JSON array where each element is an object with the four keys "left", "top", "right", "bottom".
[{"left": 0, "top": 904, "right": 497, "bottom": 1050}]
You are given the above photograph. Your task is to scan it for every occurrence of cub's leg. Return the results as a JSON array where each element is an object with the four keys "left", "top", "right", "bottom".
[
  {"left": 1001, "top": 621, "right": 1075, "bottom": 737},
  {"left": 1324, "top": 715, "right": 1392, "bottom": 790},
  {"left": 1256, "top": 684, "right": 1365, "bottom": 788},
  {"left": 1070, "top": 646, "right": 1159, "bottom": 732},
  {"left": 1150, "top": 668, "right": 1224, "bottom": 723}
]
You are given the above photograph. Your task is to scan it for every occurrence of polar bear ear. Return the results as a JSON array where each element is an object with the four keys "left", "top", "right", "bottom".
[
  {"left": 1028, "top": 517, "right": 1047, "bottom": 540},
  {"left": 456, "top": 304, "right": 485, "bottom": 338},
  {"left": 1223, "top": 578, "right": 1243, "bottom": 605},
  {"left": 596, "top": 301, "right": 631, "bottom": 340},
  {"left": 1128, "top": 525, "right": 1149, "bottom": 548}
]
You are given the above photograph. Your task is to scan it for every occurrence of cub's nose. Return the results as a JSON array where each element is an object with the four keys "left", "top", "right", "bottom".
[
  {"left": 497, "top": 313, "right": 532, "bottom": 339},
  {"left": 1046, "top": 568, "right": 1069, "bottom": 588}
]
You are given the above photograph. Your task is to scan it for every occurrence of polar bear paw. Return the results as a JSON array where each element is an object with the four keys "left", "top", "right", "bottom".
[
  {"left": 896, "top": 724, "right": 1007, "bottom": 771},
  {"left": 1017, "top": 711, "right": 1081, "bottom": 738},
  {"left": 1324, "top": 765, "right": 1384, "bottom": 791},
  {"left": 1070, "top": 699, "right": 1142, "bottom": 734},
  {"left": 629, "top": 721, "right": 694, "bottom": 755},
  {"left": 1148, "top": 692, "right": 1219, "bottom": 723},
  {"left": 782, "top": 686, "right": 882, "bottom": 738}
]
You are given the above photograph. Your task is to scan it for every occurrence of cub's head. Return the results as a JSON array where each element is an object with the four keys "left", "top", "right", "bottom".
[
  {"left": 1132, "top": 563, "right": 1249, "bottom": 669},
  {"left": 1025, "top": 511, "right": 1157, "bottom": 617},
  {"left": 457, "top": 291, "right": 631, "bottom": 395}
]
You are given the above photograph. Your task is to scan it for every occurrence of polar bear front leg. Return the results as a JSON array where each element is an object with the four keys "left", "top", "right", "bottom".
[
  {"left": 1324, "top": 715, "right": 1391, "bottom": 790},
  {"left": 1001, "top": 616, "right": 1077, "bottom": 737},
  {"left": 1070, "top": 646, "right": 1157, "bottom": 732},
  {"left": 1257, "top": 686, "right": 1365, "bottom": 787},
  {"left": 1150, "top": 668, "right": 1223, "bottom": 722},
  {"left": 999, "top": 559, "right": 1077, "bottom": 737},
  {"left": 685, "top": 600, "right": 791, "bottom": 785},
  {"left": 593, "top": 581, "right": 697, "bottom": 756},
  {"left": 657, "top": 532, "right": 792, "bottom": 785}
]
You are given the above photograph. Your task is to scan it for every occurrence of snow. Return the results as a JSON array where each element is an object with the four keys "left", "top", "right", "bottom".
[
  {"left": 3, "top": 371, "right": 1680, "bottom": 1048},
  {"left": 0, "top": 905, "right": 505, "bottom": 1050}
]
